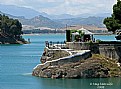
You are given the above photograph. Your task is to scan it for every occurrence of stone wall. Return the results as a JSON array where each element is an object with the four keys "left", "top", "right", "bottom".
[
  {"left": 66, "top": 42, "right": 121, "bottom": 62},
  {"left": 66, "top": 42, "right": 90, "bottom": 50},
  {"left": 99, "top": 44, "right": 121, "bottom": 62},
  {"left": 50, "top": 50, "right": 91, "bottom": 66}
]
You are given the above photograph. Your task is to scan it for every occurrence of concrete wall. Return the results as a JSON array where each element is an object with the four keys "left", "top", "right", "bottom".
[{"left": 50, "top": 50, "right": 91, "bottom": 66}]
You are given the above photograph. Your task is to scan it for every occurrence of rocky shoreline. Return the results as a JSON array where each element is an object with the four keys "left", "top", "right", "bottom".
[
  {"left": 0, "top": 33, "right": 28, "bottom": 44},
  {"left": 32, "top": 54, "right": 121, "bottom": 78}
]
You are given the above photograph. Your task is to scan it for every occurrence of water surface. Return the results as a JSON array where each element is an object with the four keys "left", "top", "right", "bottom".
[{"left": 0, "top": 34, "right": 121, "bottom": 89}]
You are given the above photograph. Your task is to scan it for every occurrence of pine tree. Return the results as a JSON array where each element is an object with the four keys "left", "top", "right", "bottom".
[{"left": 103, "top": 0, "right": 121, "bottom": 33}]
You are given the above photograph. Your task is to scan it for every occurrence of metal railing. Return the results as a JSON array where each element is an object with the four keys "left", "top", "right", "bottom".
[{"left": 45, "top": 41, "right": 66, "bottom": 49}]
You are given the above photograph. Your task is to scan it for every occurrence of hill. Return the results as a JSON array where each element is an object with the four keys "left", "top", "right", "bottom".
[
  {"left": 0, "top": 4, "right": 110, "bottom": 28},
  {"left": 19, "top": 15, "right": 64, "bottom": 28},
  {"left": 54, "top": 16, "right": 105, "bottom": 28},
  {"left": 0, "top": 11, "right": 64, "bottom": 29},
  {"left": 20, "top": 16, "right": 106, "bottom": 28},
  {"left": 0, "top": 10, "right": 106, "bottom": 29}
]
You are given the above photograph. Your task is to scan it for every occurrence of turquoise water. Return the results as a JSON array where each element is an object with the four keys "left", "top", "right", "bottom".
[
  {"left": 0, "top": 34, "right": 121, "bottom": 89},
  {"left": 94, "top": 35, "right": 117, "bottom": 41}
]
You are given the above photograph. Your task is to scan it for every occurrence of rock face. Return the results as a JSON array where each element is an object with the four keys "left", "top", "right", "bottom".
[
  {"left": 32, "top": 54, "right": 121, "bottom": 78},
  {"left": 41, "top": 48, "right": 70, "bottom": 63}
]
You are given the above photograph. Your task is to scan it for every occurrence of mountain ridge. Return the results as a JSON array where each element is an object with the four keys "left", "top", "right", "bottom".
[
  {"left": 0, "top": 4, "right": 108, "bottom": 29},
  {"left": 0, "top": 4, "right": 41, "bottom": 19},
  {"left": 0, "top": 4, "right": 111, "bottom": 19},
  {"left": 0, "top": 11, "right": 106, "bottom": 29}
]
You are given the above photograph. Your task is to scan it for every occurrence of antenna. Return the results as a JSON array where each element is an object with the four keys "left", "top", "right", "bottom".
[{"left": 66, "top": 24, "right": 68, "bottom": 30}]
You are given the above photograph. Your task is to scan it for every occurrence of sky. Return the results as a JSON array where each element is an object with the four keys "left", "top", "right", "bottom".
[{"left": 0, "top": 0, "right": 117, "bottom": 15}]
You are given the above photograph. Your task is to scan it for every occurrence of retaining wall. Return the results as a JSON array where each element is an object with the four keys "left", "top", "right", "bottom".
[{"left": 66, "top": 42, "right": 121, "bottom": 62}]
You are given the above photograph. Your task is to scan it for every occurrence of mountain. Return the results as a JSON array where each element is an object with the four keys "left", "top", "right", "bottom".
[
  {"left": 75, "top": 13, "right": 111, "bottom": 18},
  {"left": 0, "top": 4, "right": 41, "bottom": 18},
  {"left": 19, "top": 15, "right": 64, "bottom": 28},
  {"left": 0, "top": 10, "right": 105, "bottom": 28},
  {"left": 43, "top": 14, "right": 75, "bottom": 20},
  {"left": 0, "top": 4, "right": 111, "bottom": 20},
  {"left": 0, "top": 4, "right": 75, "bottom": 19},
  {"left": 94, "top": 13, "right": 111, "bottom": 17},
  {"left": 0, "top": 10, "right": 64, "bottom": 28},
  {"left": 0, "top": 11, "right": 25, "bottom": 19},
  {"left": 54, "top": 16, "right": 105, "bottom": 27},
  {"left": 19, "top": 15, "right": 105, "bottom": 28},
  {"left": 42, "top": 13, "right": 111, "bottom": 20},
  {"left": 0, "top": 9, "right": 106, "bottom": 28}
]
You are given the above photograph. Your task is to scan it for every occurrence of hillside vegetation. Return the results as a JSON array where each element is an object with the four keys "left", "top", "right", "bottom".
[{"left": 0, "top": 14, "right": 27, "bottom": 44}]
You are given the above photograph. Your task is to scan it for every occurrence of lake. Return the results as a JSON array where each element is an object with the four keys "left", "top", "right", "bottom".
[{"left": 0, "top": 34, "right": 121, "bottom": 89}]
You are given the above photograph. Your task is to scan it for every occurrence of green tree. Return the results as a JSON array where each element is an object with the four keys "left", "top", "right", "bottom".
[
  {"left": 1, "top": 22, "right": 9, "bottom": 33},
  {"left": 103, "top": 0, "right": 121, "bottom": 33},
  {"left": 0, "top": 14, "right": 23, "bottom": 38}
]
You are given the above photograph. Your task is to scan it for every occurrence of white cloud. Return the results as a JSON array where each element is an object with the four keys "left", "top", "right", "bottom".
[
  {"left": 40, "top": 0, "right": 116, "bottom": 15},
  {"left": 0, "top": 0, "right": 116, "bottom": 15}
]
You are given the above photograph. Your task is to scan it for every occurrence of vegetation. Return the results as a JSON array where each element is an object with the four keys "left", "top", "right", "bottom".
[
  {"left": 70, "top": 29, "right": 85, "bottom": 42},
  {"left": 91, "top": 54, "right": 121, "bottom": 77},
  {"left": 103, "top": 0, "right": 121, "bottom": 33},
  {"left": 0, "top": 14, "right": 23, "bottom": 39}
]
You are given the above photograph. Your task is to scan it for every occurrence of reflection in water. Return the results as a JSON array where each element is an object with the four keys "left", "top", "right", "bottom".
[{"left": 35, "top": 77, "right": 121, "bottom": 89}]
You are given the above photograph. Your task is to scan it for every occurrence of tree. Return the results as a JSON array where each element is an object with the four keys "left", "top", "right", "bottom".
[
  {"left": 0, "top": 14, "right": 23, "bottom": 38},
  {"left": 10, "top": 19, "right": 22, "bottom": 37},
  {"left": 103, "top": 0, "right": 121, "bottom": 33},
  {"left": 1, "top": 22, "right": 9, "bottom": 33}
]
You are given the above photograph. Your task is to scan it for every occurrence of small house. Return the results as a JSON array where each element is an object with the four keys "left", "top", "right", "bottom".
[{"left": 66, "top": 27, "right": 94, "bottom": 42}]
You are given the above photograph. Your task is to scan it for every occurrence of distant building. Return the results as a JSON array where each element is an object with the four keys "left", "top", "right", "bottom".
[
  {"left": 66, "top": 27, "right": 94, "bottom": 42},
  {"left": 63, "top": 25, "right": 109, "bottom": 34}
]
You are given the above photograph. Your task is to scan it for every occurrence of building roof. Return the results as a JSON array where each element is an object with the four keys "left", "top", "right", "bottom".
[
  {"left": 79, "top": 27, "right": 94, "bottom": 35},
  {"left": 71, "top": 32, "right": 79, "bottom": 35}
]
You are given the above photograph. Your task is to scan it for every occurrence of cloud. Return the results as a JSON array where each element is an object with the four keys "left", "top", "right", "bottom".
[
  {"left": 0, "top": 0, "right": 116, "bottom": 15},
  {"left": 40, "top": 0, "right": 116, "bottom": 15}
]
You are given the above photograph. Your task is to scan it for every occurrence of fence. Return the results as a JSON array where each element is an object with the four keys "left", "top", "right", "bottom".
[{"left": 45, "top": 41, "right": 66, "bottom": 49}]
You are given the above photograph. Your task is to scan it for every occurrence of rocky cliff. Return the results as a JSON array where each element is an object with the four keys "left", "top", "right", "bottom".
[{"left": 32, "top": 54, "right": 121, "bottom": 78}]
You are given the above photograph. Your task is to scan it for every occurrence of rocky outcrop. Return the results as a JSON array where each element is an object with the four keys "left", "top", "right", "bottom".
[
  {"left": 0, "top": 33, "right": 28, "bottom": 44},
  {"left": 32, "top": 54, "right": 121, "bottom": 78},
  {"left": 41, "top": 47, "right": 71, "bottom": 63}
]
